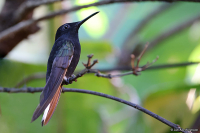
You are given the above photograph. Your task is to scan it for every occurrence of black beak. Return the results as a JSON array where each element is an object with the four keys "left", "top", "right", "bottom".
[{"left": 77, "top": 11, "right": 99, "bottom": 28}]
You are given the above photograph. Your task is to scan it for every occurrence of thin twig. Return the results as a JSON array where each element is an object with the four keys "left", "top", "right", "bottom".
[
  {"left": 99, "top": 62, "right": 200, "bottom": 72},
  {"left": 64, "top": 46, "right": 157, "bottom": 84},
  {"left": 26, "top": 0, "right": 64, "bottom": 8},
  {"left": 0, "top": 87, "right": 191, "bottom": 133},
  {"left": 14, "top": 61, "right": 199, "bottom": 87},
  {"left": 132, "top": 43, "right": 151, "bottom": 75},
  {"left": 14, "top": 0, "right": 64, "bottom": 22},
  {"left": 82, "top": 54, "right": 96, "bottom": 69}
]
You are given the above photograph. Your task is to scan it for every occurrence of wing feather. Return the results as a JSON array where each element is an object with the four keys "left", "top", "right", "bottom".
[
  {"left": 31, "top": 40, "right": 74, "bottom": 123},
  {"left": 31, "top": 56, "right": 72, "bottom": 123},
  {"left": 42, "top": 86, "right": 62, "bottom": 126}
]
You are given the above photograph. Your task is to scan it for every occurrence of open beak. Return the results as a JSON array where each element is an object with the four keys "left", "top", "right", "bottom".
[{"left": 76, "top": 11, "right": 99, "bottom": 28}]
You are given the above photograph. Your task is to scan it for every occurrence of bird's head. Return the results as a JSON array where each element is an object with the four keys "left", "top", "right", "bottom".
[{"left": 55, "top": 11, "right": 99, "bottom": 41}]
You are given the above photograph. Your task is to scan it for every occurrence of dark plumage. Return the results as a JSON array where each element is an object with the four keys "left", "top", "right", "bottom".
[{"left": 31, "top": 12, "right": 99, "bottom": 126}]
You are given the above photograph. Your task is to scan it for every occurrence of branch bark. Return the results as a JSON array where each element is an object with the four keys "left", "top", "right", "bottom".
[
  {"left": 0, "top": 0, "right": 39, "bottom": 57},
  {"left": 0, "top": 0, "right": 63, "bottom": 58},
  {"left": 96, "top": 62, "right": 199, "bottom": 73},
  {"left": 0, "top": 87, "right": 191, "bottom": 133},
  {"left": 14, "top": 0, "right": 64, "bottom": 22},
  {"left": 63, "top": 48, "right": 157, "bottom": 84},
  {"left": 14, "top": 61, "right": 199, "bottom": 88}
]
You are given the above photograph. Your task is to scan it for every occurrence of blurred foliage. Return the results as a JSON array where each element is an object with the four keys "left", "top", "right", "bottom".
[
  {"left": 80, "top": 41, "right": 112, "bottom": 61},
  {"left": 1, "top": 1, "right": 200, "bottom": 133}
]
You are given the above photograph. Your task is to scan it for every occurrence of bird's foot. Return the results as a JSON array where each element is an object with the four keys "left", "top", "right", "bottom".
[
  {"left": 62, "top": 75, "right": 75, "bottom": 85},
  {"left": 69, "top": 75, "right": 77, "bottom": 82}
]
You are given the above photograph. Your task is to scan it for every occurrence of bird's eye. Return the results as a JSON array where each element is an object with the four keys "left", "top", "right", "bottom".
[{"left": 64, "top": 25, "right": 69, "bottom": 29}]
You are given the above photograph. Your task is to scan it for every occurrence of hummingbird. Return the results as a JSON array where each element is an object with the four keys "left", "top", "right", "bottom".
[{"left": 31, "top": 12, "right": 99, "bottom": 126}]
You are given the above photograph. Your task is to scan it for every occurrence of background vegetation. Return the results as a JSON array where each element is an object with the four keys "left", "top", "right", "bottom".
[{"left": 0, "top": 0, "right": 200, "bottom": 133}]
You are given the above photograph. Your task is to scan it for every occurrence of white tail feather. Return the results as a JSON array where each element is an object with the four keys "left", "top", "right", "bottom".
[{"left": 42, "top": 104, "right": 50, "bottom": 123}]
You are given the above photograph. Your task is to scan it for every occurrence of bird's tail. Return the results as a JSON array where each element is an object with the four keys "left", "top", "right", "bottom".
[{"left": 41, "top": 85, "right": 62, "bottom": 126}]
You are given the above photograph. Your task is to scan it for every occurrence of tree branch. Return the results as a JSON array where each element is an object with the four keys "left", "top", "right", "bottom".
[
  {"left": 100, "top": 62, "right": 199, "bottom": 72},
  {"left": 66, "top": 60, "right": 197, "bottom": 82},
  {"left": 14, "top": 61, "right": 199, "bottom": 87},
  {"left": 14, "top": 0, "right": 64, "bottom": 22},
  {"left": 0, "top": 87, "right": 191, "bottom": 133},
  {"left": 63, "top": 45, "right": 158, "bottom": 84},
  {"left": 15, "top": 57, "right": 199, "bottom": 88},
  {"left": 1, "top": 0, "right": 200, "bottom": 57},
  {"left": 0, "top": 0, "right": 40, "bottom": 57},
  {"left": 0, "top": 0, "right": 65, "bottom": 58}
]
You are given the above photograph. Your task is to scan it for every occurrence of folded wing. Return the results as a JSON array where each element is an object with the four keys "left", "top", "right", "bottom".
[{"left": 31, "top": 41, "right": 74, "bottom": 124}]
